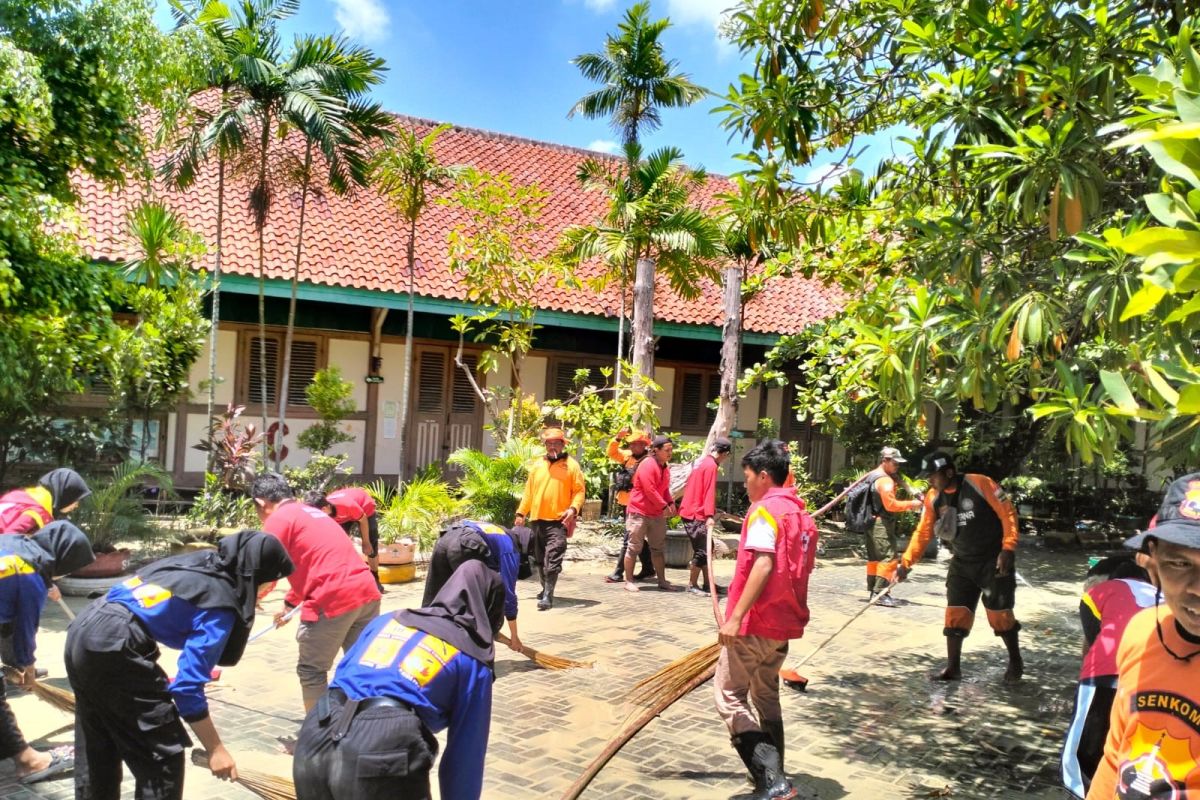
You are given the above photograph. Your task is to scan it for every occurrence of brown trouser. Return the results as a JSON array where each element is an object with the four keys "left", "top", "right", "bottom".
[
  {"left": 296, "top": 599, "right": 381, "bottom": 708},
  {"left": 626, "top": 512, "right": 667, "bottom": 557},
  {"left": 714, "top": 635, "right": 789, "bottom": 736}
]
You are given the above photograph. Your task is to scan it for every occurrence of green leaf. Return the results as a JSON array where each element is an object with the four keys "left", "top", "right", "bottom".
[
  {"left": 1119, "top": 227, "right": 1200, "bottom": 257},
  {"left": 1120, "top": 282, "right": 1168, "bottom": 320},
  {"left": 1178, "top": 384, "right": 1200, "bottom": 414},
  {"left": 1099, "top": 370, "right": 1138, "bottom": 413}
]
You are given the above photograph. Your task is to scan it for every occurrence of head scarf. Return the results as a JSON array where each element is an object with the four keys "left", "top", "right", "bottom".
[
  {"left": 0, "top": 520, "right": 95, "bottom": 584},
  {"left": 37, "top": 469, "right": 91, "bottom": 514},
  {"left": 420, "top": 522, "right": 493, "bottom": 607},
  {"left": 137, "top": 530, "right": 293, "bottom": 665},
  {"left": 399, "top": 559, "right": 503, "bottom": 667}
]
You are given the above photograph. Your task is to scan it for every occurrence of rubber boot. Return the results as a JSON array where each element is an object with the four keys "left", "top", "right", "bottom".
[
  {"left": 371, "top": 570, "right": 384, "bottom": 593},
  {"left": 762, "top": 719, "right": 785, "bottom": 771},
  {"left": 538, "top": 573, "right": 557, "bottom": 611},
  {"left": 534, "top": 566, "right": 545, "bottom": 601},
  {"left": 732, "top": 732, "right": 797, "bottom": 798}
]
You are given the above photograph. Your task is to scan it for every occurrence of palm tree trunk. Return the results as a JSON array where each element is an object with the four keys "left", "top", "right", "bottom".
[
  {"left": 278, "top": 143, "right": 313, "bottom": 471},
  {"left": 396, "top": 217, "right": 417, "bottom": 483},
  {"left": 630, "top": 255, "right": 656, "bottom": 405},
  {"left": 205, "top": 151, "right": 226, "bottom": 475},
  {"left": 255, "top": 119, "right": 270, "bottom": 463},
  {"left": 705, "top": 263, "right": 744, "bottom": 451}
]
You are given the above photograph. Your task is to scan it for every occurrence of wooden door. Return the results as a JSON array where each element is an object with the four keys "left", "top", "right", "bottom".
[{"left": 409, "top": 347, "right": 483, "bottom": 478}]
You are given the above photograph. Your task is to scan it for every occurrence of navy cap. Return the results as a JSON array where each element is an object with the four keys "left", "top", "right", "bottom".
[
  {"left": 1125, "top": 472, "right": 1200, "bottom": 551},
  {"left": 919, "top": 451, "right": 955, "bottom": 478}
]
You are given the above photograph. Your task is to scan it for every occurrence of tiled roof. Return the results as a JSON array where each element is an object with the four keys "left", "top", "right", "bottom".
[{"left": 73, "top": 114, "right": 843, "bottom": 335}]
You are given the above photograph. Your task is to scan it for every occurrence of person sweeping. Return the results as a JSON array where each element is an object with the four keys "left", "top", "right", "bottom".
[
  {"left": 715, "top": 439, "right": 819, "bottom": 800},
  {"left": 65, "top": 530, "right": 292, "bottom": 800},
  {"left": 307, "top": 487, "right": 384, "bottom": 592},
  {"left": 0, "top": 522, "right": 94, "bottom": 784},
  {"left": 294, "top": 559, "right": 502, "bottom": 800}
]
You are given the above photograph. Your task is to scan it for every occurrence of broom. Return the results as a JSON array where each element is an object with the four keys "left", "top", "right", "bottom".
[
  {"left": 191, "top": 750, "right": 295, "bottom": 800},
  {"left": 496, "top": 632, "right": 592, "bottom": 670},
  {"left": 3, "top": 666, "right": 75, "bottom": 714}
]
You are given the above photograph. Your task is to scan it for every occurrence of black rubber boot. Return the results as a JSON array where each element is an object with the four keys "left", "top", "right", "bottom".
[
  {"left": 734, "top": 731, "right": 797, "bottom": 799},
  {"left": 371, "top": 570, "right": 384, "bottom": 593},
  {"left": 534, "top": 566, "right": 545, "bottom": 601},
  {"left": 538, "top": 573, "right": 557, "bottom": 610},
  {"left": 762, "top": 719, "right": 785, "bottom": 770}
]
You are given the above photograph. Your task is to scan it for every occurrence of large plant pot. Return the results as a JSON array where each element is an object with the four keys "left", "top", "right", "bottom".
[
  {"left": 378, "top": 541, "right": 415, "bottom": 566},
  {"left": 169, "top": 541, "right": 218, "bottom": 556},
  {"left": 71, "top": 549, "right": 131, "bottom": 579},
  {"left": 378, "top": 563, "right": 416, "bottom": 584},
  {"left": 665, "top": 529, "right": 692, "bottom": 569},
  {"left": 581, "top": 499, "right": 602, "bottom": 522}
]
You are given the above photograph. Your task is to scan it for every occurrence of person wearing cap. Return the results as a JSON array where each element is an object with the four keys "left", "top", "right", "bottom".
[
  {"left": 604, "top": 428, "right": 655, "bottom": 584},
  {"left": 306, "top": 487, "right": 384, "bottom": 593},
  {"left": 623, "top": 435, "right": 680, "bottom": 593},
  {"left": 679, "top": 437, "right": 734, "bottom": 596},
  {"left": 514, "top": 428, "right": 585, "bottom": 611},
  {"left": 1086, "top": 474, "right": 1200, "bottom": 799},
  {"left": 862, "top": 447, "right": 923, "bottom": 607},
  {"left": 897, "top": 451, "right": 1023, "bottom": 682}
]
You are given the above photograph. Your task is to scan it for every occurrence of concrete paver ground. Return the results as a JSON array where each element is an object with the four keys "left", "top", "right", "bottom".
[{"left": 0, "top": 531, "right": 1091, "bottom": 799}]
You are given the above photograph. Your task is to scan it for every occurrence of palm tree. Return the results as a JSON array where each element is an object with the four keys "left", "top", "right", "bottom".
[
  {"left": 160, "top": 0, "right": 253, "bottom": 471},
  {"left": 568, "top": 1, "right": 708, "bottom": 388},
  {"left": 275, "top": 36, "right": 390, "bottom": 470},
  {"left": 371, "top": 123, "right": 460, "bottom": 482},
  {"left": 562, "top": 142, "right": 721, "bottom": 409}
]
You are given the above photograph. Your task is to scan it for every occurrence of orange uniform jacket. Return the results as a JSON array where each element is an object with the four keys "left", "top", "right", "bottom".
[
  {"left": 902, "top": 473, "right": 1018, "bottom": 569},
  {"left": 517, "top": 456, "right": 586, "bottom": 522},
  {"left": 606, "top": 438, "right": 642, "bottom": 507}
]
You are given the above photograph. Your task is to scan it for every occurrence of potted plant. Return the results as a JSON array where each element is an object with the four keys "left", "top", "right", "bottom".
[
  {"left": 370, "top": 467, "right": 460, "bottom": 582},
  {"left": 1001, "top": 475, "right": 1050, "bottom": 517},
  {"left": 186, "top": 405, "right": 262, "bottom": 540},
  {"left": 69, "top": 460, "right": 174, "bottom": 579}
]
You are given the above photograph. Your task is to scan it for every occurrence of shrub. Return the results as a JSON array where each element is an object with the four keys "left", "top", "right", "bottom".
[
  {"left": 297, "top": 367, "right": 356, "bottom": 455},
  {"left": 448, "top": 437, "right": 540, "bottom": 526},
  {"left": 75, "top": 460, "right": 173, "bottom": 552},
  {"left": 376, "top": 465, "right": 461, "bottom": 552}
]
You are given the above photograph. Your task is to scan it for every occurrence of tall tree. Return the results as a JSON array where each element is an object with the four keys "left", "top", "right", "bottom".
[
  {"left": 371, "top": 123, "right": 459, "bottom": 481},
  {"left": 568, "top": 1, "right": 708, "bottom": 390},
  {"left": 275, "top": 37, "right": 389, "bottom": 470},
  {"left": 562, "top": 143, "right": 722, "bottom": 420}
]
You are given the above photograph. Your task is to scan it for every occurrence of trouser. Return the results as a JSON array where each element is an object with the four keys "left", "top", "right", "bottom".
[
  {"left": 294, "top": 688, "right": 438, "bottom": 800},
  {"left": 0, "top": 668, "right": 26, "bottom": 761},
  {"left": 713, "top": 635, "right": 789, "bottom": 737},
  {"left": 625, "top": 513, "right": 667, "bottom": 559},
  {"left": 531, "top": 520, "right": 567, "bottom": 578},
  {"left": 1061, "top": 679, "right": 1117, "bottom": 799},
  {"left": 612, "top": 527, "right": 653, "bottom": 578},
  {"left": 297, "top": 600, "right": 382, "bottom": 708},
  {"left": 944, "top": 556, "right": 1020, "bottom": 637},
  {"left": 865, "top": 516, "right": 900, "bottom": 593},
  {"left": 683, "top": 517, "right": 708, "bottom": 570},
  {"left": 65, "top": 601, "right": 190, "bottom": 800}
]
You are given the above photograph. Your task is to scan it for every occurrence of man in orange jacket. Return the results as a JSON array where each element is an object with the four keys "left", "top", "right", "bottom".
[
  {"left": 515, "top": 428, "right": 586, "bottom": 611},
  {"left": 897, "top": 451, "right": 1023, "bottom": 682},
  {"left": 604, "top": 429, "right": 654, "bottom": 583}
]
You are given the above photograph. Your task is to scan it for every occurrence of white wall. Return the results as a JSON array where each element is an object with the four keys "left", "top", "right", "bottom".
[
  {"left": 737, "top": 386, "right": 761, "bottom": 432},
  {"left": 183, "top": 413, "right": 210, "bottom": 472},
  {"left": 653, "top": 366, "right": 675, "bottom": 425},
  {"left": 371, "top": 341, "right": 408, "bottom": 479},
  {"left": 188, "top": 329, "right": 237, "bottom": 405},
  {"left": 327, "top": 338, "right": 370, "bottom": 409},
  {"left": 164, "top": 412, "right": 177, "bottom": 471},
  {"left": 524, "top": 356, "right": 548, "bottom": 403},
  {"left": 764, "top": 387, "right": 784, "bottom": 431}
]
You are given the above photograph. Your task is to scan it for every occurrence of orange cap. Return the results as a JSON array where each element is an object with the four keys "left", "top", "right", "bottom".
[
  {"left": 541, "top": 427, "right": 568, "bottom": 443},
  {"left": 626, "top": 430, "right": 651, "bottom": 446}
]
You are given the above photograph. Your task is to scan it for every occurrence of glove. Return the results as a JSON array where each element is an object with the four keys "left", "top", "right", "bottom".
[{"left": 896, "top": 564, "right": 911, "bottom": 583}]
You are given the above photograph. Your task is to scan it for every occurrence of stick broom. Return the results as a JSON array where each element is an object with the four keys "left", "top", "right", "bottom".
[{"left": 496, "top": 633, "right": 592, "bottom": 670}]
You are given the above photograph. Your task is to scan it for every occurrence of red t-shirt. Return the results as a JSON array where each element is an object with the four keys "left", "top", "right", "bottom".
[
  {"left": 726, "top": 487, "right": 818, "bottom": 641},
  {"left": 1080, "top": 578, "right": 1158, "bottom": 680},
  {"left": 678, "top": 455, "right": 719, "bottom": 521},
  {"left": 0, "top": 488, "right": 53, "bottom": 534},
  {"left": 263, "top": 501, "right": 380, "bottom": 622},
  {"left": 627, "top": 456, "right": 673, "bottom": 518},
  {"left": 325, "top": 487, "right": 376, "bottom": 526}
]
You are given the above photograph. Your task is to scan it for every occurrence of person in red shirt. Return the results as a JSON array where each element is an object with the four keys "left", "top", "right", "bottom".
[
  {"left": 715, "top": 439, "right": 817, "bottom": 800},
  {"left": 307, "top": 487, "right": 383, "bottom": 592},
  {"left": 0, "top": 469, "right": 90, "bottom": 535},
  {"left": 1086, "top": 473, "right": 1200, "bottom": 800},
  {"left": 679, "top": 437, "right": 732, "bottom": 597},
  {"left": 622, "top": 436, "right": 679, "bottom": 593},
  {"left": 251, "top": 473, "right": 381, "bottom": 712}
]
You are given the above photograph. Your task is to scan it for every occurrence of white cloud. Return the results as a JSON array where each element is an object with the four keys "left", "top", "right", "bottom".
[
  {"left": 331, "top": 0, "right": 390, "bottom": 44},
  {"left": 583, "top": 0, "right": 618, "bottom": 9},
  {"left": 664, "top": 0, "right": 736, "bottom": 57},
  {"left": 802, "top": 162, "right": 848, "bottom": 189},
  {"left": 587, "top": 139, "right": 620, "bottom": 154}
]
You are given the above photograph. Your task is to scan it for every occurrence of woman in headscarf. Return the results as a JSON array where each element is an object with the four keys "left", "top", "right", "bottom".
[
  {"left": 65, "top": 530, "right": 293, "bottom": 800},
  {"left": 294, "top": 559, "right": 503, "bottom": 800},
  {"left": 0, "top": 468, "right": 91, "bottom": 534},
  {"left": 0, "top": 521, "right": 94, "bottom": 783}
]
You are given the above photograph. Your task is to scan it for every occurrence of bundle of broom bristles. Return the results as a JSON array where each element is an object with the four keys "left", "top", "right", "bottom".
[
  {"left": 2, "top": 665, "right": 75, "bottom": 714},
  {"left": 496, "top": 632, "right": 592, "bottom": 670},
  {"left": 192, "top": 750, "right": 295, "bottom": 800}
]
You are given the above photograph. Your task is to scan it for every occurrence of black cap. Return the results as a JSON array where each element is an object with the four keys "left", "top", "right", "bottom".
[
  {"left": 1125, "top": 472, "right": 1200, "bottom": 551},
  {"left": 919, "top": 451, "right": 955, "bottom": 478},
  {"left": 651, "top": 435, "right": 673, "bottom": 448},
  {"left": 713, "top": 437, "right": 732, "bottom": 453}
]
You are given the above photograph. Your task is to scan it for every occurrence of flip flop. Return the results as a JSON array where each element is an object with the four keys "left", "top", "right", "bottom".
[{"left": 19, "top": 746, "right": 74, "bottom": 784}]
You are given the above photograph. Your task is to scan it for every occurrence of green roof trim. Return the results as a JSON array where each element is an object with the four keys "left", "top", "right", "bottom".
[{"left": 217, "top": 274, "right": 781, "bottom": 345}]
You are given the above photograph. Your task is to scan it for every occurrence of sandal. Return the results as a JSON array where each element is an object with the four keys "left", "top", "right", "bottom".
[{"left": 19, "top": 746, "right": 74, "bottom": 784}]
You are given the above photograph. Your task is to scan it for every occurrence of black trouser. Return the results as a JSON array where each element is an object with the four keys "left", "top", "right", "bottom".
[
  {"left": 294, "top": 688, "right": 438, "bottom": 800},
  {"left": 612, "top": 521, "right": 653, "bottom": 578},
  {"left": 0, "top": 669, "right": 26, "bottom": 761},
  {"left": 65, "top": 601, "right": 190, "bottom": 800},
  {"left": 683, "top": 517, "right": 708, "bottom": 570},
  {"left": 342, "top": 516, "right": 380, "bottom": 558}
]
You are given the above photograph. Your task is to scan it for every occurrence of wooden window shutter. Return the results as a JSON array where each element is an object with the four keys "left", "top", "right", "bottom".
[
  {"left": 451, "top": 353, "right": 478, "bottom": 414},
  {"left": 553, "top": 362, "right": 578, "bottom": 401},
  {"left": 679, "top": 372, "right": 703, "bottom": 428},
  {"left": 248, "top": 336, "right": 280, "bottom": 405},
  {"left": 286, "top": 340, "right": 320, "bottom": 406},
  {"left": 417, "top": 350, "right": 446, "bottom": 413}
]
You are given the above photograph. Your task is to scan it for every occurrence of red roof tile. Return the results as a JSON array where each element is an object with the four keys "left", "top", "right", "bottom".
[{"left": 74, "top": 114, "right": 843, "bottom": 335}]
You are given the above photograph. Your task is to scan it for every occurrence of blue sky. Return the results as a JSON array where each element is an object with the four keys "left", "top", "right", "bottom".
[{"left": 156, "top": 0, "right": 900, "bottom": 181}]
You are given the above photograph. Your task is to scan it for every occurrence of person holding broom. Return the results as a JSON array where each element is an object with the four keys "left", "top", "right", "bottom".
[
  {"left": 294, "top": 559, "right": 502, "bottom": 800},
  {"left": 422, "top": 519, "right": 525, "bottom": 652},
  {"left": 0, "top": 522, "right": 94, "bottom": 784},
  {"left": 65, "top": 530, "right": 292, "bottom": 799},
  {"left": 514, "top": 428, "right": 585, "bottom": 611},
  {"left": 715, "top": 439, "right": 818, "bottom": 800}
]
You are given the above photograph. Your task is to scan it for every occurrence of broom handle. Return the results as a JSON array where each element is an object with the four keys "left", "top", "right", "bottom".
[
  {"left": 705, "top": 519, "right": 721, "bottom": 629},
  {"left": 790, "top": 583, "right": 895, "bottom": 670},
  {"left": 55, "top": 596, "right": 76, "bottom": 621},
  {"left": 811, "top": 470, "right": 876, "bottom": 520},
  {"left": 495, "top": 632, "right": 538, "bottom": 663},
  {"left": 560, "top": 660, "right": 718, "bottom": 800}
]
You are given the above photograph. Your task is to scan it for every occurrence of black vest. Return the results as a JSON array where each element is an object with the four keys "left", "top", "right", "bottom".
[{"left": 933, "top": 475, "right": 1004, "bottom": 562}]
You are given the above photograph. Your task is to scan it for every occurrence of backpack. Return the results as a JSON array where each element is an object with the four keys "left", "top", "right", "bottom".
[
  {"left": 843, "top": 472, "right": 881, "bottom": 534},
  {"left": 612, "top": 452, "right": 647, "bottom": 494}
]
